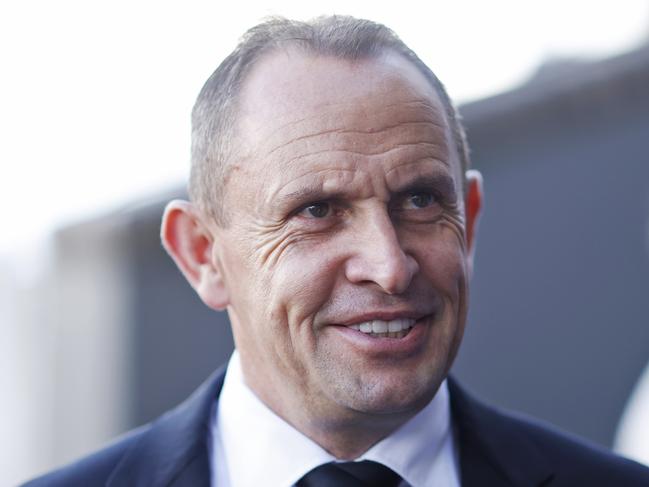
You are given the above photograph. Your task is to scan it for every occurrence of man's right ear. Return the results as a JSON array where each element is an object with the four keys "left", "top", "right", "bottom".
[{"left": 160, "top": 200, "right": 230, "bottom": 311}]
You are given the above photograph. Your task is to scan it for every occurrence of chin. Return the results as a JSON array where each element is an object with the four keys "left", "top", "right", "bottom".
[{"left": 335, "top": 368, "right": 446, "bottom": 416}]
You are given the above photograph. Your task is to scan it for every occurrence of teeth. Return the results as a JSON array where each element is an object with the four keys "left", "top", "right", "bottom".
[
  {"left": 350, "top": 318, "right": 416, "bottom": 337},
  {"left": 388, "top": 320, "right": 404, "bottom": 332},
  {"left": 372, "top": 320, "right": 388, "bottom": 333}
]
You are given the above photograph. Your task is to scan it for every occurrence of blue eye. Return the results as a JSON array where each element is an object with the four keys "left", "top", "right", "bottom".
[
  {"left": 407, "top": 192, "right": 435, "bottom": 209},
  {"left": 301, "top": 202, "right": 331, "bottom": 218}
]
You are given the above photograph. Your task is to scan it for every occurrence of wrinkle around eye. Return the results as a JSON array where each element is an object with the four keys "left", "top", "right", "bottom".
[
  {"left": 248, "top": 216, "right": 300, "bottom": 268},
  {"left": 438, "top": 212, "right": 467, "bottom": 249},
  {"left": 246, "top": 211, "right": 341, "bottom": 267},
  {"left": 257, "top": 224, "right": 334, "bottom": 268}
]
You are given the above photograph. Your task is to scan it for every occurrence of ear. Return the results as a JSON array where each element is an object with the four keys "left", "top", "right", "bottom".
[
  {"left": 160, "top": 200, "right": 230, "bottom": 311},
  {"left": 464, "top": 169, "right": 484, "bottom": 275}
]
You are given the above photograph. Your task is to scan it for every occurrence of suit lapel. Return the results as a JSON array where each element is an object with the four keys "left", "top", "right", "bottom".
[
  {"left": 107, "top": 366, "right": 227, "bottom": 487},
  {"left": 448, "top": 377, "right": 554, "bottom": 487},
  {"left": 104, "top": 367, "right": 555, "bottom": 486}
]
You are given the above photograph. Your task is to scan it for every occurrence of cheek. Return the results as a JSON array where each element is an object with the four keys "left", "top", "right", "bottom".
[
  {"left": 413, "top": 230, "right": 468, "bottom": 294},
  {"left": 258, "top": 246, "right": 342, "bottom": 374},
  {"left": 270, "top": 245, "right": 341, "bottom": 323}
]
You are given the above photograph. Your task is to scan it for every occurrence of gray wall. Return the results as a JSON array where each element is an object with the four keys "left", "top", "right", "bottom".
[
  {"left": 125, "top": 207, "right": 234, "bottom": 426},
  {"left": 453, "top": 46, "right": 649, "bottom": 447}
]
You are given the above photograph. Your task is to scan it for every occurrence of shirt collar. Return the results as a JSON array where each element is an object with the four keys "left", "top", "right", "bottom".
[
  {"left": 211, "top": 351, "right": 458, "bottom": 487},
  {"left": 358, "top": 374, "right": 459, "bottom": 487}
]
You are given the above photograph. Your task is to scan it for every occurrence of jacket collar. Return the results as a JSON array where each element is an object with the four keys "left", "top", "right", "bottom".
[
  {"left": 106, "top": 369, "right": 554, "bottom": 487},
  {"left": 448, "top": 377, "right": 554, "bottom": 487},
  {"left": 107, "top": 366, "right": 226, "bottom": 487}
]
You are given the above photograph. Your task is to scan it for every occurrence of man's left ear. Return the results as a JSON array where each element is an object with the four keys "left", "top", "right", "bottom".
[
  {"left": 160, "top": 200, "right": 230, "bottom": 311},
  {"left": 464, "top": 169, "right": 484, "bottom": 275}
]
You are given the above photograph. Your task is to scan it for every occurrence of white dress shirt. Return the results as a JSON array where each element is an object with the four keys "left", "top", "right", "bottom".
[{"left": 210, "top": 351, "right": 460, "bottom": 487}]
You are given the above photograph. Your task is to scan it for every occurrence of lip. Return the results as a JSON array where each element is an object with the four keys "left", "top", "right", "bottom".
[
  {"left": 334, "top": 310, "right": 430, "bottom": 327},
  {"left": 329, "top": 314, "right": 432, "bottom": 356}
]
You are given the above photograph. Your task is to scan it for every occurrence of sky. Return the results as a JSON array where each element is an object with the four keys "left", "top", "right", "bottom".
[{"left": 1, "top": 0, "right": 648, "bottom": 267}]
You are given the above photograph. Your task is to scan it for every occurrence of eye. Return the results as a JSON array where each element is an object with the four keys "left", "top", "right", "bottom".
[
  {"left": 299, "top": 202, "right": 331, "bottom": 218},
  {"left": 403, "top": 191, "right": 436, "bottom": 209}
]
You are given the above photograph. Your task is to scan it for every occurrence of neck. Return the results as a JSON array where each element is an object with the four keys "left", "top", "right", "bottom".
[
  {"left": 296, "top": 408, "right": 418, "bottom": 460},
  {"left": 241, "top": 363, "right": 425, "bottom": 460}
]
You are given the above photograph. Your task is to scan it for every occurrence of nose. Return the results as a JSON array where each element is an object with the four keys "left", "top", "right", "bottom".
[{"left": 344, "top": 211, "right": 419, "bottom": 295}]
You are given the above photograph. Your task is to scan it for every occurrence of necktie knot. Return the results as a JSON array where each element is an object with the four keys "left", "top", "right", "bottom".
[{"left": 297, "top": 460, "right": 402, "bottom": 486}]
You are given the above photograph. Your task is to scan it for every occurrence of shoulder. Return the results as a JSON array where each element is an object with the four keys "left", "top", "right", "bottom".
[
  {"left": 21, "top": 426, "right": 147, "bottom": 487},
  {"left": 495, "top": 406, "right": 649, "bottom": 484},
  {"left": 21, "top": 366, "right": 227, "bottom": 487},
  {"left": 448, "top": 378, "right": 649, "bottom": 486}
]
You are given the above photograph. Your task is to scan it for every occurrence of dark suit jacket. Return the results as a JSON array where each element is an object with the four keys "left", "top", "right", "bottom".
[{"left": 23, "top": 367, "right": 649, "bottom": 486}]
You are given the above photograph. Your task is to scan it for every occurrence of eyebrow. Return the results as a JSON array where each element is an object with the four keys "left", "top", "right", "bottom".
[
  {"left": 275, "top": 172, "right": 457, "bottom": 210},
  {"left": 391, "top": 172, "right": 457, "bottom": 199},
  {"left": 277, "top": 186, "right": 345, "bottom": 210}
]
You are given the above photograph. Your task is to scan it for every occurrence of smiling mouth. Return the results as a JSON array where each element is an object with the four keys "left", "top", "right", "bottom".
[{"left": 348, "top": 318, "right": 416, "bottom": 339}]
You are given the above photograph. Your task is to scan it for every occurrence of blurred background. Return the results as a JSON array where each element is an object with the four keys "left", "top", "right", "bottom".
[{"left": 2, "top": 1, "right": 649, "bottom": 484}]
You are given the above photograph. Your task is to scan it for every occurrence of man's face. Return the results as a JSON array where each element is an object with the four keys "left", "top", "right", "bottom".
[{"left": 211, "top": 51, "right": 472, "bottom": 423}]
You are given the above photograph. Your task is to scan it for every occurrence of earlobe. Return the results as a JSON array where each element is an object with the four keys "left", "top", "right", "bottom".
[
  {"left": 161, "top": 200, "right": 230, "bottom": 310},
  {"left": 464, "top": 169, "right": 484, "bottom": 273}
]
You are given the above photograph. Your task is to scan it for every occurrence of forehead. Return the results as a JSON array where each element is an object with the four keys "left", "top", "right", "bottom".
[
  {"left": 237, "top": 49, "right": 448, "bottom": 140},
  {"left": 230, "top": 50, "right": 460, "bottom": 203}
]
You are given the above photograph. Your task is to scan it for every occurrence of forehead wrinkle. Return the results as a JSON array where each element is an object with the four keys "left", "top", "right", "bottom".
[
  {"left": 248, "top": 96, "right": 441, "bottom": 138},
  {"left": 250, "top": 95, "right": 447, "bottom": 155},
  {"left": 276, "top": 142, "right": 448, "bottom": 171},
  {"left": 264, "top": 118, "right": 449, "bottom": 173},
  {"left": 265, "top": 121, "right": 446, "bottom": 159},
  {"left": 261, "top": 95, "right": 446, "bottom": 137},
  {"left": 379, "top": 99, "right": 442, "bottom": 114}
]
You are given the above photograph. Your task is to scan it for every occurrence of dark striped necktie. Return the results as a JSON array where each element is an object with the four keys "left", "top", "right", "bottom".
[{"left": 297, "top": 460, "right": 403, "bottom": 487}]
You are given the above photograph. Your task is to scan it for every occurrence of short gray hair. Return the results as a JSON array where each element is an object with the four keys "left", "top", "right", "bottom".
[{"left": 190, "top": 15, "right": 470, "bottom": 224}]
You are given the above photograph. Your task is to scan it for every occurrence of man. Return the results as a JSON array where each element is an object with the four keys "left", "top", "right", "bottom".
[{"left": 25, "top": 15, "right": 649, "bottom": 487}]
